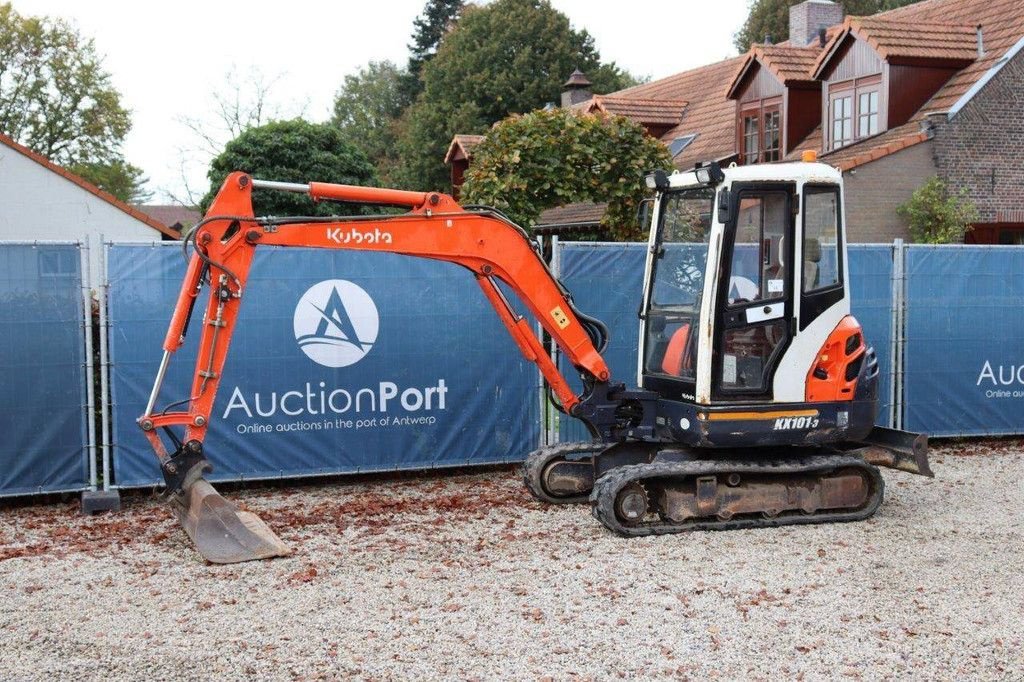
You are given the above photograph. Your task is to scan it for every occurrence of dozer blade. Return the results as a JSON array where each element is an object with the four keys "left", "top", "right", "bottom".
[
  {"left": 853, "top": 426, "right": 933, "bottom": 477},
  {"left": 169, "top": 478, "right": 290, "bottom": 564}
]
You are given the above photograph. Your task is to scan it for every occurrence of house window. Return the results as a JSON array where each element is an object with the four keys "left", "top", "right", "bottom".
[
  {"left": 828, "top": 76, "right": 882, "bottom": 150},
  {"left": 763, "top": 110, "right": 781, "bottom": 162},
  {"left": 830, "top": 95, "right": 853, "bottom": 149},
  {"left": 742, "top": 115, "right": 759, "bottom": 164},
  {"left": 858, "top": 90, "right": 879, "bottom": 137}
]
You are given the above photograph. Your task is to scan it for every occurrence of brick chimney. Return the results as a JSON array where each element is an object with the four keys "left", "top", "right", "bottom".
[
  {"left": 789, "top": 0, "right": 843, "bottom": 46},
  {"left": 561, "top": 69, "right": 593, "bottom": 108}
]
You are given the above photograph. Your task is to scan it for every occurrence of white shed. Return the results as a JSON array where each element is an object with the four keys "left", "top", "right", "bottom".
[{"left": 0, "top": 133, "right": 175, "bottom": 285}]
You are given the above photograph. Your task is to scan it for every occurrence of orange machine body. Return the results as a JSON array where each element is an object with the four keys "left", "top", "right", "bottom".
[{"left": 804, "top": 315, "right": 866, "bottom": 403}]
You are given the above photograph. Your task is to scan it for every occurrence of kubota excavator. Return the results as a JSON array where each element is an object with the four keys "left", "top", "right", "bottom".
[{"left": 139, "top": 159, "right": 932, "bottom": 563}]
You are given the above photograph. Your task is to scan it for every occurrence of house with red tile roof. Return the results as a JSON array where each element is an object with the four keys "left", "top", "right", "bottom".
[
  {"left": 446, "top": 0, "right": 1024, "bottom": 243},
  {"left": 0, "top": 132, "right": 176, "bottom": 282}
]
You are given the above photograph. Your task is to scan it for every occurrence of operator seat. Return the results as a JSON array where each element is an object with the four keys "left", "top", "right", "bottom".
[
  {"left": 804, "top": 237, "right": 821, "bottom": 290},
  {"left": 661, "top": 324, "right": 692, "bottom": 376}
]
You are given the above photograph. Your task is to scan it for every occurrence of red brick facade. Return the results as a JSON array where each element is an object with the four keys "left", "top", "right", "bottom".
[
  {"left": 843, "top": 141, "right": 936, "bottom": 242},
  {"left": 929, "top": 46, "right": 1024, "bottom": 228}
]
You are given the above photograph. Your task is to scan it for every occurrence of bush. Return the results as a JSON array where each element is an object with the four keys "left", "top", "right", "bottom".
[
  {"left": 202, "top": 119, "right": 376, "bottom": 217},
  {"left": 461, "top": 108, "right": 671, "bottom": 241},
  {"left": 897, "top": 176, "right": 979, "bottom": 244}
]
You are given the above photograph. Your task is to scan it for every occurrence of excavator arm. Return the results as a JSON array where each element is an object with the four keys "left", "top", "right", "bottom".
[{"left": 138, "top": 172, "right": 655, "bottom": 563}]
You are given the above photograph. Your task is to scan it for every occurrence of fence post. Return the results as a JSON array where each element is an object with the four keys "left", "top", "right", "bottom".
[
  {"left": 890, "top": 238, "right": 906, "bottom": 430},
  {"left": 548, "top": 235, "right": 561, "bottom": 445},
  {"left": 98, "top": 239, "right": 113, "bottom": 492},
  {"left": 80, "top": 239, "right": 97, "bottom": 492}
]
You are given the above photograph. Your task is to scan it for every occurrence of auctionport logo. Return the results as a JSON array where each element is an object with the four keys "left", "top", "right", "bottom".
[{"left": 293, "top": 280, "right": 379, "bottom": 368}]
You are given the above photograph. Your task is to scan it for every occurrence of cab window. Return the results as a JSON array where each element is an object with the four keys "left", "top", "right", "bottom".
[
  {"left": 802, "top": 188, "right": 840, "bottom": 292},
  {"left": 727, "top": 193, "right": 788, "bottom": 305}
]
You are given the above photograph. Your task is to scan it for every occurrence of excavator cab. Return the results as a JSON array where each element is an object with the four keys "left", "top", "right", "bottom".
[{"left": 637, "top": 161, "right": 879, "bottom": 448}]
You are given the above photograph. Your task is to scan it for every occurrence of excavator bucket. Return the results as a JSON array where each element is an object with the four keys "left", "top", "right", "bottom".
[{"left": 169, "top": 477, "right": 290, "bottom": 564}]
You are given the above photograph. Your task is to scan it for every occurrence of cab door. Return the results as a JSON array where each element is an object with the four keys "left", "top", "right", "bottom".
[{"left": 712, "top": 184, "right": 795, "bottom": 401}]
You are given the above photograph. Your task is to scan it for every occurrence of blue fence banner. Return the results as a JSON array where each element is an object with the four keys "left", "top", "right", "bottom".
[
  {"left": 847, "top": 245, "right": 895, "bottom": 427},
  {"left": 0, "top": 243, "right": 89, "bottom": 495},
  {"left": 556, "top": 243, "right": 646, "bottom": 442},
  {"left": 556, "top": 242, "right": 895, "bottom": 442},
  {"left": 108, "top": 245, "right": 540, "bottom": 487},
  {"left": 904, "top": 246, "right": 1024, "bottom": 436}
]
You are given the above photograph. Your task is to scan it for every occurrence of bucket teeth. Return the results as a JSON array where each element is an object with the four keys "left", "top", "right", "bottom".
[{"left": 171, "top": 477, "right": 290, "bottom": 564}]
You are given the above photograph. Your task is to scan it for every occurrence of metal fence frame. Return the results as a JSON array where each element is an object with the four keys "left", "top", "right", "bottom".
[
  {"left": 9, "top": 236, "right": 1024, "bottom": 498},
  {"left": 0, "top": 240, "right": 95, "bottom": 497}
]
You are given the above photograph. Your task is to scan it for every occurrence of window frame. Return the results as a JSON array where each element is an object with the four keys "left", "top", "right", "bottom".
[
  {"left": 799, "top": 183, "right": 846, "bottom": 331},
  {"left": 827, "top": 75, "right": 882, "bottom": 150},
  {"left": 762, "top": 108, "right": 782, "bottom": 162},
  {"left": 737, "top": 96, "right": 782, "bottom": 165}
]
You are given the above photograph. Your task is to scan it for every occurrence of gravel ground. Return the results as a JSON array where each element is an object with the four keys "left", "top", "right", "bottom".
[{"left": 0, "top": 444, "right": 1021, "bottom": 681}]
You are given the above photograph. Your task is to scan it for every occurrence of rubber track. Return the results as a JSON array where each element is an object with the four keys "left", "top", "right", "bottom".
[
  {"left": 590, "top": 455, "right": 884, "bottom": 537},
  {"left": 522, "top": 441, "right": 605, "bottom": 505}
]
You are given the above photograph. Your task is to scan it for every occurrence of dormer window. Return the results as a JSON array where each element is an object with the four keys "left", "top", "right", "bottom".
[
  {"left": 727, "top": 45, "right": 821, "bottom": 165},
  {"left": 828, "top": 76, "right": 880, "bottom": 149},
  {"left": 813, "top": 17, "right": 977, "bottom": 153},
  {"left": 738, "top": 98, "right": 782, "bottom": 164}
]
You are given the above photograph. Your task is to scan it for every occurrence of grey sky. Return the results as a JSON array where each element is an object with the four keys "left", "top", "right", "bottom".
[{"left": 13, "top": 0, "right": 748, "bottom": 203}]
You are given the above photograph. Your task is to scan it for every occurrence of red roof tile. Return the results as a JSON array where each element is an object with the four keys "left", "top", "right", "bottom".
[
  {"left": 537, "top": 202, "right": 607, "bottom": 226},
  {"left": 728, "top": 44, "right": 821, "bottom": 98},
  {"left": 443, "top": 134, "right": 485, "bottom": 164},
  {"left": 138, "top": 205, "right": 201, "bottom": 230},
  {"left": 0, "top": 132, "right": 176, "bottom": 238},
  {"left": 584, "top": 96, "right": 688, "bottom": 126},
  {"left": 611, "top": 55, "right": 748, "bottom": 170}
]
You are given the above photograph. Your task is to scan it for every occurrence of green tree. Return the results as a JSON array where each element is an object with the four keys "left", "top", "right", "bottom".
[
  {"left": 202, "top": 119, "right": 376, "bottom": 217},
  {"left": 0, "top": 3, "right": 130, "bottom": 165},
  {"left": 70, "top": 160, "right": 153, "bottom": 204},
  {"left": 733, "top": 0, "right": 919, "bottom": 51},
  {"left": 403, "top": 0, "right": 464, "bottom": 102},
  {"left": 331, "top": 61, "right": 408, "bottom": 185},
  {"left": 897, "top": 176, "right": 978, "bottom": 244},
  {"left": 461, "top": 108, "right": 672, "bottom": 241},
  {"left": 393, "top": 0, "right": 639, "bottom": 191}
]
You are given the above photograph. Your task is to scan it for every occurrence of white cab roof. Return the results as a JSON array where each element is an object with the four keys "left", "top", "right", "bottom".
[{"left": 667, "top": 162, "right": 842, "bottom": 189}]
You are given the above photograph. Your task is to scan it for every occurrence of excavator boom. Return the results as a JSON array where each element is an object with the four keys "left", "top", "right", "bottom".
[{"left": 139, "top": 172, "right": 653, "bottom": 563}]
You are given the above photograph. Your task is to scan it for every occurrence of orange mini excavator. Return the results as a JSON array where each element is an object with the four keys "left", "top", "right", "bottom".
[{"left": 140, "top": 162, "right": 932, "bottom": 563}]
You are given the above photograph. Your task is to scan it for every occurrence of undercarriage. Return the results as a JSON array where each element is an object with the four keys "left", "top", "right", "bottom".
[{"left": 524, "top": 427, "right": 931, "bottom": 536}]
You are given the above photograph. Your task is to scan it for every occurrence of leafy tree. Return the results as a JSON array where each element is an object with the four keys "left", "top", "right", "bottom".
[
  {"left": 393, "top": 0, "right": 639, "bottom": 191},
  {"left": 0, "top": 3, "right": 130, "bottom": 165},
  {"left": 733, "top": 0, "right": 919, "bottom": 51},
  {"left": 70, "top": 160, "right": 153, "bottom": 204},
  {"left": 897, "top": 176, "right": 978, "bottom": 244},
  {"left": 403, "top": 0, "right": 464, "bottom": 101},
  {"left": 202, "top": 119, "right": 376, "bottom": 217},
  {"left": 461, "top": 108, "right": 672, "bottom": 241},
  {"left": 331, "top": 61, "right": 408, "bottom": 185}
]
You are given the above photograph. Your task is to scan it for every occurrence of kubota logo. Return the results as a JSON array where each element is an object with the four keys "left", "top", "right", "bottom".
[
  {"left": 293, "top": 280, "right": 379, "bottom": 368},
  {"left": 326, "top": 227, "right": 393, "bottom": 245}
]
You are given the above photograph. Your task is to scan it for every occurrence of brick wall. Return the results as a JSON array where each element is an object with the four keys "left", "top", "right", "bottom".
[
  {"left": 842, "top": 141, "right": 937, "bottom": 242},
  {"left": 930, "top": 46, "right": 1024, "bottom": 224}
]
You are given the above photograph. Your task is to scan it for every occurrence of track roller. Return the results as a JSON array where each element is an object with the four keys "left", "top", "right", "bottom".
[
  {"left": 591, "top": 454, "right": 884, "bottom": 537},
  {"left": 522, "top": 442, "right": 603, "bottom": 504}
]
